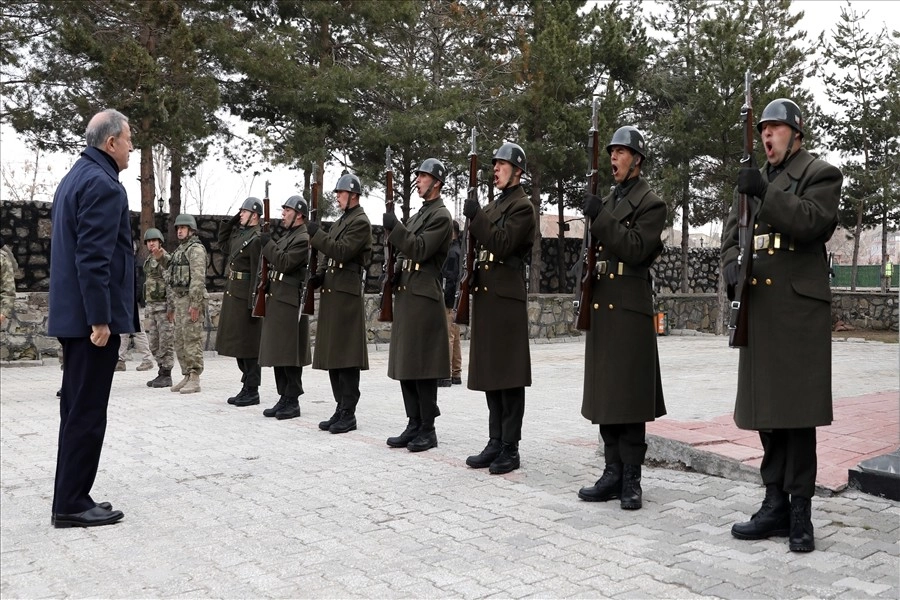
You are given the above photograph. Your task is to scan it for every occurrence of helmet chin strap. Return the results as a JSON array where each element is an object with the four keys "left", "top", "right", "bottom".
[
  {"left": 780, "top": 130, "right": 799, "bottom": 165},
  {"left": 423, "top": 178, "right": 438, "bottom": 200}
]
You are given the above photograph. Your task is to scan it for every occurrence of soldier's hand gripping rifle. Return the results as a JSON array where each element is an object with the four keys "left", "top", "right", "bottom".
[
  {"left": 728, "top": 70, "right": 756, "bottom": 348},
  {"left": 378, "top": 147, "right": 395, "bottom": 322},
  {"left": 251, "top": 180, "right": 271, "bottom": 318},
  {"left": 301, "top": 162, "right": 320, "bottom": 316},
  {"left": 574, "top": 98, "right": 600, "bottom": 331},
  {"left": 454, "top": 127, "right": 477, "bottom": 326}
]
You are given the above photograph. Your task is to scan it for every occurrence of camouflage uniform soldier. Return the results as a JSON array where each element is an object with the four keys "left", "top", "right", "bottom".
[
  {"left": 143, "top": 228, "right": 175, "bottom": 387},
  {"left": 161, "top": 214, "right": 208, "bottom": 394},
  {"left": 0, "top": 239, "right": 18, "bottom": 325},
  {"left": 217, "top": 197, "right": 264, "bottom": 407}
]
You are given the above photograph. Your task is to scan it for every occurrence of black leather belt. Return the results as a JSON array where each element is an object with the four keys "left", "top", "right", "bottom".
[
  {"left": 326, "top": 258, "right": 362, "bottom": 274},
  {"left": 268, "top": 270, "right": 302, "bottom": 287},
  {"left": 593, "top": 260, "right": 648, "bottom": 279},
  {"left": 229, "top": 271, "right": 251, "bottom": 280},
  {"left": 476, "top": 250, "right": 523, "bottom": 270}
]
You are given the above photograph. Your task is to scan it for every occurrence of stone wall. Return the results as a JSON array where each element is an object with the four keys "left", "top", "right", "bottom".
[{"left": 3, "top": 291, "right": 895, "bottom": 362}]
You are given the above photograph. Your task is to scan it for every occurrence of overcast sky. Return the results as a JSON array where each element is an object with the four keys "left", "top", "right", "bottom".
[{"left": 0, "top": 0, "right": 893, "bottom": 222}]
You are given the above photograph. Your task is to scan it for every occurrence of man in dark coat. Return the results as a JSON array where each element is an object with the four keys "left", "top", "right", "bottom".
[
  {"left": 462, "top": 142, "right": 536, "bottom": 475},
  {"left": 383, "top": 158, "right": 453, "bottom": 452},
  {"left": 217, "top": 197, "right": 263, "bottom": 407},
  {"left": 256, "top": 195, "right": 312, "bottom": 420},
  {"left": 722, "top": 98, "right": 842, "bottom": 553},
  {"left": 308, "top": 174, "right": 373, "bottom": 434},
  {"left": 576, "top": 126, "right": 667, "bottom": 511},
  {"left": 48, "top": 108, "right": 138, "bottom": 528}
]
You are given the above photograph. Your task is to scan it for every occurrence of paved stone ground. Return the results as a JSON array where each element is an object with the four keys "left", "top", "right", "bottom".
[{"left": 1, "top": 336, "right": 897, "bottom": 599}]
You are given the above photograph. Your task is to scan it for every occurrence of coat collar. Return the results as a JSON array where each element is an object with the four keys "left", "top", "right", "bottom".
[{"left": 82, "top": 146, "right": 121, "bottom": 182}]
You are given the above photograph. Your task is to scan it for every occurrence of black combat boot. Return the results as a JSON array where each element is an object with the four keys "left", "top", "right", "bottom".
[
  {"left": 227, "top": 386, "right": 247, "bottom": 405},
  {"left": 148, "top": 368, "right": 172, "bottom": 388},
  {"left": 577, "top": 463, "right": 623, "bottom": 502},
  {"left": 489, "top": 442, "right": 520, "bottom": 474},
  {"left": 788, "top": 496, "right": 815, "bottom": 552},
  {"left": 407, "top": 420, "right": 437, "bottom": 452},
  {"left": 386, "top": 419, "right": 421, "bottom": 448},
  {"left": 275, "top": 396, "right": 301, "bottom": 420},
  {"left": 329, "top": 409, "right": 357, "bottom": 434},
  {"left": 465, "top": 439, "right": 502, "bottom": 468},
  {"left": 263, "top": 396, "right": 286, "bottom": 418},
  {"left": 620, "top": 464, "right": 643, "bottom": 510},
  {"left": 731, "top": 484, "right": 790, "bottom": 540},
  {"left": 234, "top": 386, "right": 260, "bottom": 407},
  {"left": 319, "top": 406, "right": 341, "bottom": 431}
]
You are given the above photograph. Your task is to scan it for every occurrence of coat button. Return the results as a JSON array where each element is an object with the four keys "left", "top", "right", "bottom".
[
  {"left": 609, "top": 274, "right": 615, "bottom": 279},
  {"left": 750, "top": 278, "right": 757, "bottom": 285},
  {"left": 474, "top": 286, "right": 479, "bottom": 292},
  {"left": 593, "top": 303, "right": 599, "bottom": 310},
  {"left": 484, "top": 286, "right": 488, "bottom": 292},
  {"left": 768, "top": 249, "right": 774, "bottom": 255},
  {"left": 485, "top": 264, "right": 490, "bottom": 270},
  {"left": 598, "top": 245, "right": 604, "bottom": 251},
  {"left": 608, "top": 304, "right": 614, "bottom": 309},
  {"left": 765, "top": 278, "right": 772, "bottom": 285}
]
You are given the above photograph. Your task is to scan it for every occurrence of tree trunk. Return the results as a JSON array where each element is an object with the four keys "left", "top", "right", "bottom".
[
  {"left": 880, "top": 205, "right": 888, "bottom": 292},
  {"left": 850, "top": 198, "right": 864, "bottom": 292},
  {"left": 168, "top": 148, "right": 183, "bottom": 250},
  {"left": 556, "top": 179, "right": 566, "bottom": 294},
  {"left": 139, "top": 138, "right": 155, "bottom": 261},
  {"left": 680, "top": 172, "right": 690, "bottom": 293}
]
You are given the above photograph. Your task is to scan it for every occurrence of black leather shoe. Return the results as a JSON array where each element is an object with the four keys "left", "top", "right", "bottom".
[
  {"left": 451, "top": 377, "right": 462, "bottom": 385},
  {"left": 97, "top": 501, "right": 113, "bottom": 511},
  {"left": 578, "top": 463, "right": 623, "bottom": 502},
  {"left": 789, "top": 496, "right": 815, "bottom": 552},
  {"left": 620, "top": 464, "right": 643, "bottom": 510},
  {"left": 227, "top": 387, "right": 247, "bottom": 405},
  {"left": 489, "top": 443, "right": 520, "bottom": 474},
  {"left": 329, "top": 410, "right": 357, "bottom": 434},
  {"left": 275, "top": 397, "right": 301, "bottom": 420},
  {"left": 387, "top": 419, "right": 421, "bottom": 448},
  {"left": 319, "top": 408, "right": 341, "bottom": 431},
  {"left": 437, "top": 379, "right": 452, "bottom": 387},
  {"left": 732, "top": 484, "right": 790, "bottom": 540},
  {"left": 407, "top": 429, "right": 438, "bottom": 452},
  {"left": 263, "top": 396, "right": 286, "bottom": 418},
  {"left": 53, "top": 506, "right": 124, "bottom": 528},
  {"left": 466, "top": 439, "right": 502, "bottom": 468},
  {"left": 234, "top": 388, "right": 260, "bottom": 407}
]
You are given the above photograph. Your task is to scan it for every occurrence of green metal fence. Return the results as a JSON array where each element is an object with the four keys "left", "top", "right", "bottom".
[{"left": 831, "top": 265, "right": 898, "bottom": 288}]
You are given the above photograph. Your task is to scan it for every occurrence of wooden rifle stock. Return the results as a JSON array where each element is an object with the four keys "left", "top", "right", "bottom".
[
  {"left": 574, "top": 98, "right": 600, "bottom": 331},
  {"left": 301, "top": 163, "right": 319, "bottom": 316},
  {"left": 454, "top": 127, "right": 477, "bottom": 326},
  {"left": 728, "top": 70, "right": 756, "bottom": 348},
  {"left": 378, "top": 147, "right": 395, "bottom": 322},
  {"left": 251, "top": 181, "right": 271, "bottom": 317}
]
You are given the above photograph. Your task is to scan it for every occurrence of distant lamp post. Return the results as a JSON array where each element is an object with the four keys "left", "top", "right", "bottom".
[{"left": 157, "top": 196, "right": 164, "bottom": 214}]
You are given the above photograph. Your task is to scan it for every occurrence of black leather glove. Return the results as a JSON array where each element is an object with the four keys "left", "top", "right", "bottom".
[
  {"left": 306, "top": 222, "right": 319, "bottom": 238},
  {"left": 229, "top": 213, "right": 241, "bottom": 225},
  {"left": 308, "top": 273, "right": 325, "bottom": 289},
  {"left": 584, "top": 193, "right": 602, "bottom": 220},
  {"left": 383, "top": 212, "right": 398, "bottom": 231},
  {"left": 737, "top": 167, "right": 767, "bottom": 200},
  {"left": 259, "top": 232, "right": 272, "bottom": 246},
  {"left": 723, "top": 261, "right": 740, "bottom": 287},
  {"left": 463, "top": 198, "right": 479, "bottom": 219}
]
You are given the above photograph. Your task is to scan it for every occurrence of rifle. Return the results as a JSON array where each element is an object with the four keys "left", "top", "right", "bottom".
[
  {"left": 378, "top": 147, "right": 395, "bottom": 322},
  {"left": 251, "top": 180, "right": 271, "bottom": 318},
  {"left": 301, "top": 162, "right": 319, "bottom": 316},
  {"left": 574, "top": 97, "right": 600, "bottom": 331},
  {"left": 728, "top": 70, "right": 756, "bottom": 348},
  {"left": 454, "top": 127, "right": 477, "bottom": 326}
]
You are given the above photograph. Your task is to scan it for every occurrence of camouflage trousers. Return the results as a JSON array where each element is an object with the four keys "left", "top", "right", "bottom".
[
  {"left": 173, "top": 294, "right": 206, "bottom": 376},
  {"left": 144, "top": 301, "right": 174, "bottom": 370}
]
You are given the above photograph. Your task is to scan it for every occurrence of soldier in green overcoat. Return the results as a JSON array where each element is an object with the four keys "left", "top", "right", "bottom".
[
  {"left": 217, "top": 197, "right": 263, "bottom": 407},
  {"left": 383, "top": 158, "right": 453, "bottom": 453},
  {"left": 308, "top": 174, "right": 373, "bottom": 435},
  {"left": 462, "top": 142, "right": 536, "bottom": 475},
  {"left": 722, "top": 98, "right": 842, "bottom": 553},
  {"left": 576, "top": 126, "right": 667, "bottom": 511}
]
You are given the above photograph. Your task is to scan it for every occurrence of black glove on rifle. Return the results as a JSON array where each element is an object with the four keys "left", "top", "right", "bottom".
[
  {"left": 463, "top": 198, "right": 479, "bottom": 219},
  {"left": 306, "top": 222, "right": 319, "bottom": 238},
  {"left": 584, "top": 193, "right": 602, "bottom": 220},
  {"left": 723, "top": 261, "right": 740, "bottom": 287},
  {"left": 383, "top": 212, "right": 398, "bottom": 231},
  {"left": 737, "top": 167, "right": 767, "bottom": 201}
]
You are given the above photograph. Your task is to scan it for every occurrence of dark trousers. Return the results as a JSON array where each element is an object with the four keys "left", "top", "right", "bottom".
[
  {"left": 400, "top": 379, "right": 440, "bottom": 424},
  {"left": 236, "top": 357, "right": 261, "bottom": 388},
  {"left": 274, "top": 365, "right": 304, "bottom": 397},
  {"left": 485, "top": 387, "right": 525, "bottom": 444},
  {"left": 599, "top": 422, "right": 647, "bottom": 465},
  {"left": 329, "top": 367, "right": 361, "bottom": 413},
  {"left": 53, "top": 335, "right": 120, "bottom": 514},
  {"left": 759, "top": 428, "right": 817, "bottom": 499}
]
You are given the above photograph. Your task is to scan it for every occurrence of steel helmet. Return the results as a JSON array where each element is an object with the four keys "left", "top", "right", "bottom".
[
  {"left": 143, "top": 228, "right": 164, "bottom": 243},
  {"left": 414, "top": 158, "right": 447, "bottom": 184},
  {"left": 333, "top": 173, "right": 362, "bottom": 195},
  {"left": 606, "top": 126, "right": 647, "bottom": 159},
  {"left": 282, "top": 195, "right": 309, "bottom": 218},
  {"left": 757, "top": 98, "right": 804, "bottom": 137},
  {"left": 240, "top": 196, "right": 263, "bottom": 216},
  {"left": 492, "top": 142, "right": 527, "bottom": 174},
  {"left": 174, "top": 213, "right": 197, "bottom": 230}
]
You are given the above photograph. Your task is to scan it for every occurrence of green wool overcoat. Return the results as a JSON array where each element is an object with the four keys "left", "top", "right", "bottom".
[{"left": 215, "top": 219, "right": 262, "bottom": 359}]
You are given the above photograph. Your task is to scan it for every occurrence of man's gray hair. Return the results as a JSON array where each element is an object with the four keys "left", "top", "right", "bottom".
[{"left": 85, "top": 109, "right": 129, "bottom": 148}]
